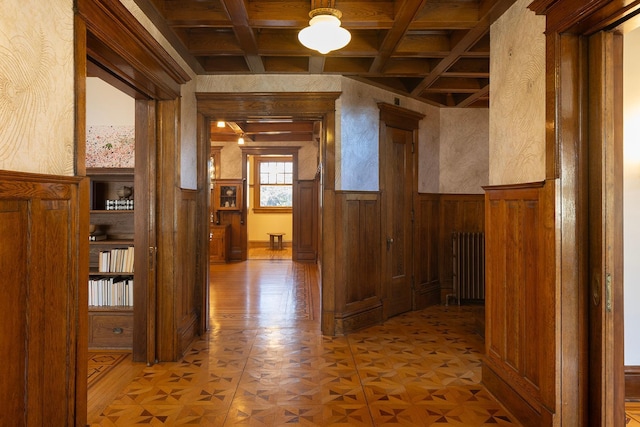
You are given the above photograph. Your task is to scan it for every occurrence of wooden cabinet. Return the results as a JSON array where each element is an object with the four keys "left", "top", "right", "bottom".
[
  {"left": 210, "top": 224, "right": 230, "bottom": 263},
  {"left": 88, "top": 309, "right": 134, "bottom": 348},
  {"left": 214, "top": 179, "right": 243, "bottom": 211},
  {"left": 87, "top": 168, "right": 136, "bottom": 350}
]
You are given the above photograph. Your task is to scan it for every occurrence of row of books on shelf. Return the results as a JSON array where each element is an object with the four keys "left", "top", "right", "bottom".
[
  {"left": 98, "top": 247, "right": 134, "bottom": 272},
  {"left": 89, "top": 277, "right": 133, "bottom": 307},
  {"left": 105, "top": 199, "right": 134, "bottom": 210}
]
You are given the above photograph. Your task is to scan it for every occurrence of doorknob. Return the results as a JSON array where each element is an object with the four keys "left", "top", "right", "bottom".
[{"left": 387, "top": 237, "right": 394, "bottom": 251}]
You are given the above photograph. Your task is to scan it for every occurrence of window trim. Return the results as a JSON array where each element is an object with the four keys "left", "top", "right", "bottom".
[{"left": 253, "top": 156, "right": 293, "bottom": 213}]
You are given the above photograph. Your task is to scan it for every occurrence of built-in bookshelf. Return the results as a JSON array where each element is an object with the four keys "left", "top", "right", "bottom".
[{"left": 87, "top": 168, "right": 135, "bottom": 349}]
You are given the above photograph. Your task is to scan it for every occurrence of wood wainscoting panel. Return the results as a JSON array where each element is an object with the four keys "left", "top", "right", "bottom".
[
  {"left": 293, "top": 179, "right": 318, "bottom": 262},
  {"left": 414, "top": 193, "right": 485, "bottom": 309},
  {"left": 414, "top": 194, "right": 440, "bottom": 309},
  {"left": 334, "top": 192, "right": 382, "bottom": 334},
  {"left": 0, "top": 171, "right": 85, "bottom": 426},
  {"left": 176, "top": 189, "right": 199, "bottom": 359},
  {"left": 626, "top": 366, "right": 640, "bottom": 401},
  {"left": 438, "top": 194, "right": 485, "bottom": 302},
  {"left": 218, "top": 210, "right": 243, "bottom": 261},
  {"left": 483, "top": 181, "right": 555, "bottom": 426}
]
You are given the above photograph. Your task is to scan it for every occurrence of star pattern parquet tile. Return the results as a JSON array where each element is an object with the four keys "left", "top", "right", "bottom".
[{"left": 90, "top": 261, "right": 526, "bottom": 426}]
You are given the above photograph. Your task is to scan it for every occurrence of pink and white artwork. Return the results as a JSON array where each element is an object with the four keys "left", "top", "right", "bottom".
[{"left": 86, "top": 125, "right": 134, "bottom": 168}]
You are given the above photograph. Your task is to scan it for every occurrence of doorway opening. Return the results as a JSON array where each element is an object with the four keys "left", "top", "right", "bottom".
[{"left": 246, "top": 153, "right": 294, "bottom": 260}]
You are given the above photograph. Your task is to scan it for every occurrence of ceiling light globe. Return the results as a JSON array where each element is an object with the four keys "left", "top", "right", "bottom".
[{"left": 298, "top": 14, "right": 351, "bottom": 55}]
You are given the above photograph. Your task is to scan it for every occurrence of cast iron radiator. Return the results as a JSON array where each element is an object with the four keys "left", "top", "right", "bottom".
[{"left": 448, "top": 232, "right": 485, "bottom": 305}]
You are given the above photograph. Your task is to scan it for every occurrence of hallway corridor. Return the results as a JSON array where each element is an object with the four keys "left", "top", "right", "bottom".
[{"left": 88, "top": 260, "right": 519, "bottom": 426}]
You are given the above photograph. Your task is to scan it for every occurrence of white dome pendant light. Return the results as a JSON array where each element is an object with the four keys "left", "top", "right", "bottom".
[{"left": 298, "top": 1, "right": 351, "bottom": 54}]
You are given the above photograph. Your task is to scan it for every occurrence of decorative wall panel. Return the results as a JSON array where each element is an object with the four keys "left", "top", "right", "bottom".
[
  {"left": 334, "top": 192, "right": 382, "bottom": 334},
  {"left": 0, "top": 171, "right": 85, "bottom": 425},
  {"left": 483, "top": 182, "right": 555, "bottom": 425}
]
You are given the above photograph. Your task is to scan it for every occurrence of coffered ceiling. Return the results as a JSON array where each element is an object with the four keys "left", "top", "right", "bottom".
[{"left": 134, "top": 0, "right": 517, "bottom": 110}]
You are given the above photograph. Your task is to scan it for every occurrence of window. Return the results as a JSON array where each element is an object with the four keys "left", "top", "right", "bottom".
[{"left": 253, "top": 156, "right": 293, "bottom": 212}]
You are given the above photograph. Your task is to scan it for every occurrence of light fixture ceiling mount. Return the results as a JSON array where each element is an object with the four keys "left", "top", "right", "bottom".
[{"left": 298, "top": 0, "right": 351, "bottom": 55}]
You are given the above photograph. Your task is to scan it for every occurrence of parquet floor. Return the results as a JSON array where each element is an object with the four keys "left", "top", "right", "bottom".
[{"left": 88, "top": 260, "right": 521, "bottom": 426}]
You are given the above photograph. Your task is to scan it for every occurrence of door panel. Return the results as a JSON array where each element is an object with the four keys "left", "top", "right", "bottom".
[
  {"left": 587, "top": 30, "right": 625, "bottom": 426},
  {"left": 383, "top": 125, "right": 414, "bottom": 318},
  {"left": 134, "top": 99, "right": 158, "bottom": 364}
]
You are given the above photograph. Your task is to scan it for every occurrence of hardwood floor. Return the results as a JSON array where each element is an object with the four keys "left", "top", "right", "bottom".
[
  {"left": 247, "top": 246, "right": 292, "bottom": 260},
  {"left": 88, "top": 260, "right": 522, "bottom": 425}
]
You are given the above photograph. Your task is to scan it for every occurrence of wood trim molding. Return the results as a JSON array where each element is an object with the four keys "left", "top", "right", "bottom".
[
  {"left": 77, "top": 0, "right": 191, "bottom": 99},
  {"left": 196, "top": 92, "right": 341, "bottom": 117},
  {"left": 196, "top": 91, "right": 340, "bottom": 335},
  {"left": 528, "top": 0, "right": 640, "bottom": 34},
  {"left": 626, "top": 366, "right": 640, "bottom": 401},
  {"left": 377, "top": 102, "right": 425, "bottom": 130}
]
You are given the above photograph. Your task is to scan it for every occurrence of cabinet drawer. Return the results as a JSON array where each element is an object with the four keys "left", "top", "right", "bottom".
[{"left": 89, "top": 312, "right": 133, "bottom": 349}]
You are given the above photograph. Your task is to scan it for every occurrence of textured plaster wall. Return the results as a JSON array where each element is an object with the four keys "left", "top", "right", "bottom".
[
  {"left": 419, "top": 107, "right": 440, "bottom": 194},
  {"left": 338, "top": 78, "right": 438, "bottom": 191},
  {"left": 198, "top": 74, "right": 340, "bottom": 183},
  {"left": 179, "top": 80, "right": 198, "bottom": 189},
  {"left": 624, "top": 26, "right": 640, "bottom": 365},
  {"left": 198, "top": 75, "right": 437, "bottom": 191},
  {"left": 211, "top": 139, "right": 318, "bottom": 181},
  {"left": 439, "top": 108, "right": 489, "bottom": 193},
  {"left": 120, "top": 0, "right": 198, "bottom": 189},
  {"left": 0, "top": 0, "right": 75, "bottom": 175},
  {"left": 489, "top": 0, "right": 546, "bottom": 185}
]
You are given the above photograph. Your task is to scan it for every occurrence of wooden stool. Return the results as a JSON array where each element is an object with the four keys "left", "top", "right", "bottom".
[{"left": 267, "top": 232, "right": 285, "bottom": 250}]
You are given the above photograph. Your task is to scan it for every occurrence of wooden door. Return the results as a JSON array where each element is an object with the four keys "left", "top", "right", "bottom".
[
  {"left": 587, "top": 30, "right": 625, "bottom": 426},
  {"left": 293, "top": 179, "right": 319, "bottom": 262},
  {"left": 134, "top": 99, "right": 158, "bottom": 364},
  {"left": 379, "top": 104, "right": 423, "bottom": 319}
]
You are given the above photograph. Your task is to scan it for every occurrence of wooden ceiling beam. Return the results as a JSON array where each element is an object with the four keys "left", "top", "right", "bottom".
[
  {"left": 247, "top": 1, "right": 395, "bottom": 28},
  {"left": 454, "top": 84, "right": 489, "bottom": 107},
  {"left": 162, "top": 0, "right": 230, "bottom": 26},
  {"left": 251, "top": 133, "right": 314, "bottom": 142},
  {"left": 244, "top": 122, "right": 315, "bottom": 133},
  {"left": 410, "top": 1, "right": 479, "bottom": 28},
  {"left": 188, "top": 30, "right": 242, "bottom": 54},
  {"left": 220, "top": 0, "right": 265, "bottom": 72},
  {"left": 368, "top": 0, "right": 429, "bottom": 74},
  {"left": 395, "top": 33, "right": 452, "bottom": 54},
  {"left": 409, "top": 0, "right": 516, "bottom": 98}
]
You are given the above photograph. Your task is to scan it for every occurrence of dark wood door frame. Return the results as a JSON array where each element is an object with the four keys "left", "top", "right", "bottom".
[
  {"left": 195, "top": 92, "right": 341, "bottom": 334},
  {"left": 75, "top": 0, "right": 190, "bottom": 423},
  {"left": 528, "top": 0, "right": 638, "bottom": 424}
]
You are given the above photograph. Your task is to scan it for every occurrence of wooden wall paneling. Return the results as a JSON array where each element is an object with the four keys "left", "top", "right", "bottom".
[
  {"left": 438, "top": 194, "right": 485, "bottom": 302},
  {"left": 0, "top": 198, "right": 29, "bottom": 425},
  {"left": 218, "top": 211, "right": 243, "bottom": 261},
  {"left": 0, "top": 171, "right": 84, "bottom": 426},
  {"left": 176, "top": 190, "right": 199, "bottom": 357},
  {"left": 197, "top": 111, "right": 210, "bottom": 336},
  {"left": 626, "top": 367, "right": 640, "bottom": 400},
  {"left": 528, "top": 1, "right": 637, "bottom": 423},
  {"left": 293, "top": 179, "right": 318, "bottom": 262},
  {"left": 482, "top": 182, "right": 555, "bottom": 426},
  {"left": 334, "top": 192, "right": 382, "bottom": 335},
  {"left": 414, "top": 194, "right": 440, "bottom": 309},
  {"left": 155, "top": 99, "right": 200, "bottom": 362}
]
